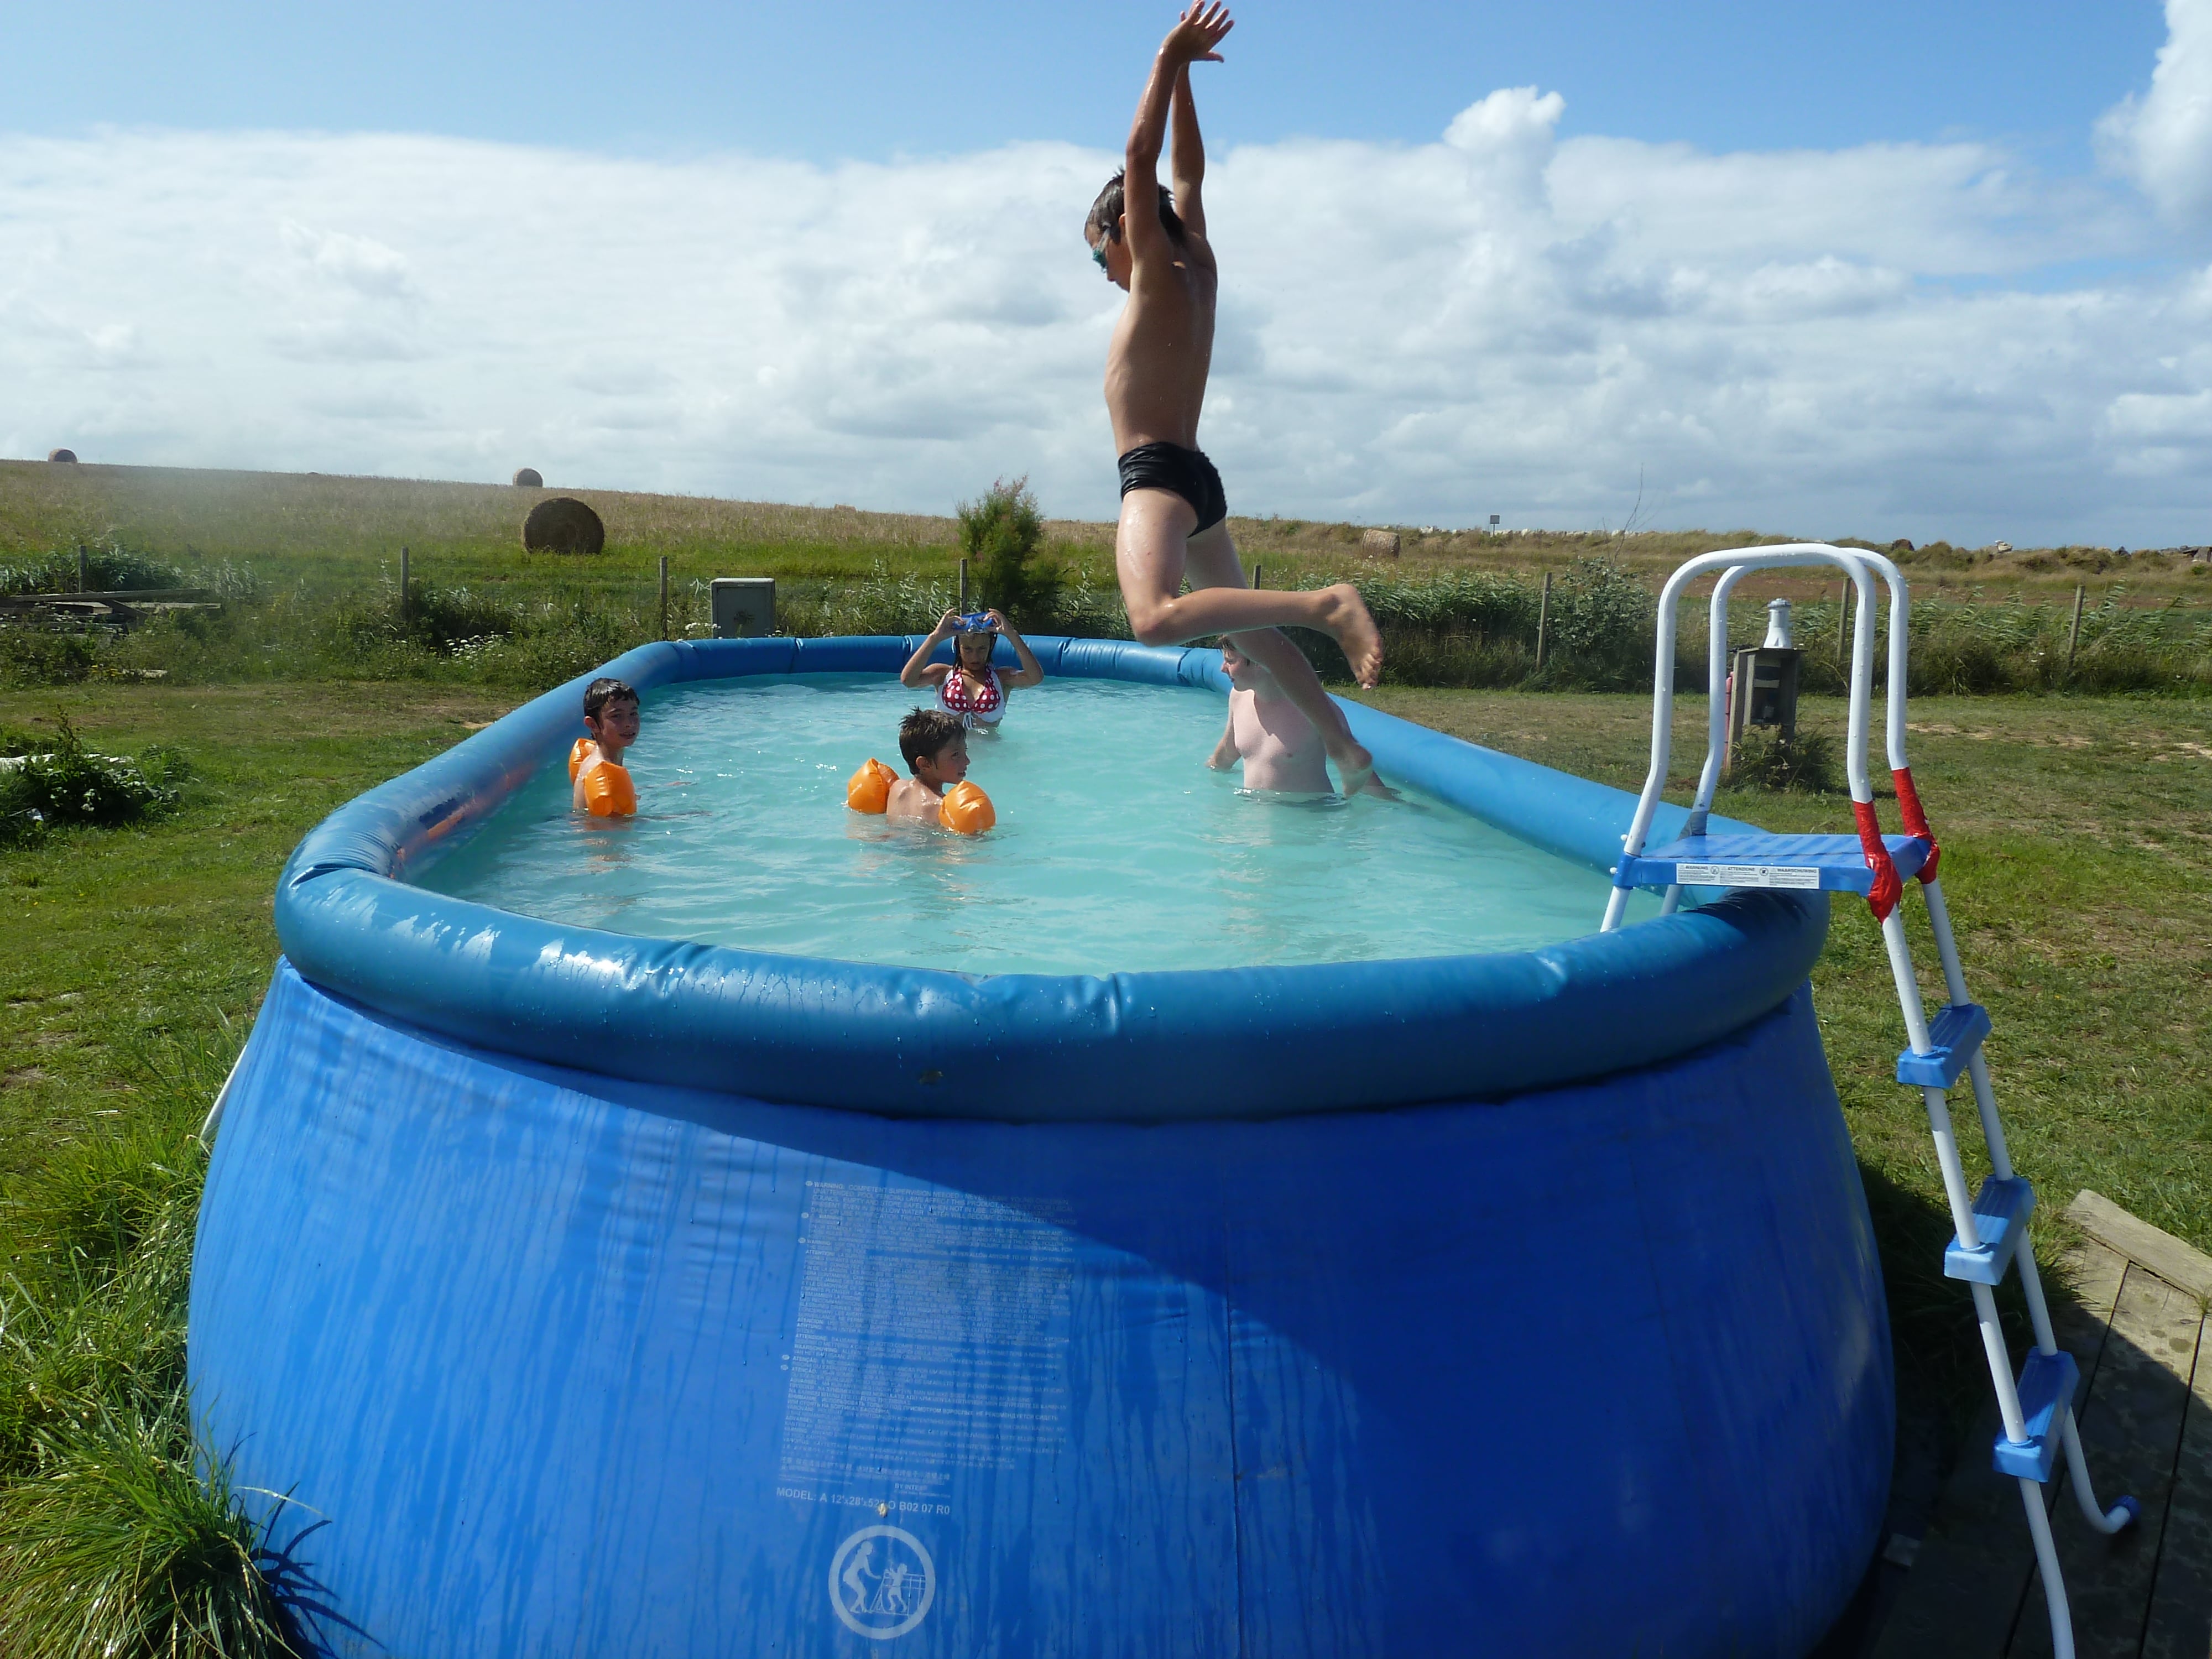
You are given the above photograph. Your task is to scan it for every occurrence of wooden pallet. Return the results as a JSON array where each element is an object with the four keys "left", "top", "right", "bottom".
[{"left": 1871, "top": 1191, "right": 2212, "bottom": 1658}]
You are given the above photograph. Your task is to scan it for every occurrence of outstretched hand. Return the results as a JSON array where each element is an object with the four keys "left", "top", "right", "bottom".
[
  {"left": 1162, "top": 2, "right": 1233, "bottom": 64},
  {"left": 933, "top": 608, "right": 962, "bottom": 638}
]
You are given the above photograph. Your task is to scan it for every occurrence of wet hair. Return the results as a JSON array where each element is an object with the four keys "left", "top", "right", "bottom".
[
  {"left": 583, "top": 677, "right": 638, "bottom": 719},
  {"left": 899, "top": 708, "right": 967, "bottom": 772},
  {"left": 1086, "top": 169, "right": 1186, "bottom": 248}
]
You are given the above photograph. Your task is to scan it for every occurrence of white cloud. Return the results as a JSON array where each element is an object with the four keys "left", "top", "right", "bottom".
[
  {"left": 0, "top": 89, "right": 2208, "bottom": 546},
  {"left": 2100, "top": 0, "right": 2212, "bottom": 225}
]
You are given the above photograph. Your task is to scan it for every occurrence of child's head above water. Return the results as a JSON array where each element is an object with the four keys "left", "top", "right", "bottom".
[
  {"left": 899, "top": 708, "right": 969, "bottom": 785},
  {"left": 582, "top": 676, "right": 640, "bottom": 759},
  {"left": 954, "top": 626, "right": 998, "bottom": 670},
  {"left": 583, "top": 677, "right": 638, "bottom": 722},
  {"left": 1217, "top": 638, "right": 1273, "bottom": 693}
]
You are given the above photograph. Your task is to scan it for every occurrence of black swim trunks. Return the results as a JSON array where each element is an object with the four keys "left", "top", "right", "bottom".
[{"left": 1118, "top": 441, "right": 1228, "bottom": 534}]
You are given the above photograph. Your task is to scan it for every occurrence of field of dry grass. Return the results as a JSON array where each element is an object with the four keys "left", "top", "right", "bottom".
[{"left": 7, "top": 458, "right": 2207, "bottom": 611}]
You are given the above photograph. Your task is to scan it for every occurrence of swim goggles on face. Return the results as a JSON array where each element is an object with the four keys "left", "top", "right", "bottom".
[{"left": 954, "top": 612, "right": 998, "bottom": 634}]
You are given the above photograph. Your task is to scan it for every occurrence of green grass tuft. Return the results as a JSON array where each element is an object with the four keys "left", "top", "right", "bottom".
[
  {"left": 1728, "top": 726, "right": 1841, "bottom": 794},
  {"left": 0, "top": 1389, "right": 304, "bottom": 1659}
]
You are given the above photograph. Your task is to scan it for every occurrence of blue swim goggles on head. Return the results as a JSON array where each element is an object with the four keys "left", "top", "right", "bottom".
[{"left": 954, "top": 612, "right": 998, "bottom": 633}]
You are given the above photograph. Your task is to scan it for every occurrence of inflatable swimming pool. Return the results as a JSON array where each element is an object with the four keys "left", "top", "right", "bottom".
[{"left": 189, "top": 635, "right": 1890, "bottom": 1658}]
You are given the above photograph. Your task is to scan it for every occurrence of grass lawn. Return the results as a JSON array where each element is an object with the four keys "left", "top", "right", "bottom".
[
  {"left": 3, "top": 676, "right": 2207, "bottom": 1435},
  {"left": 0, "top": 682, "right": 520, "bottom": 1182}
]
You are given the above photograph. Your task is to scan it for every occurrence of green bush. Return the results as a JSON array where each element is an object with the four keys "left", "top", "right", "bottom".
[
  {"left": 0, "top": 719, "right": 189, "bottom": 847},
  {"left": 0, "top": 539, "right": 190, "bottom": 597},
  {"left": 0, "top": 627, "right": 102, "bottom": 690},
  {"left": 1726, "top": 726, "right": 1841, "bottom": 794},
  {"left": 958, "top": 478, "right": 1060, "bottom": 618}
]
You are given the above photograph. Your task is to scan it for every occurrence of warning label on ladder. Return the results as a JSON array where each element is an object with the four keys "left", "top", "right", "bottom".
[{"left": 1674, "top": 863, "right": 1823, "bottom": 890}]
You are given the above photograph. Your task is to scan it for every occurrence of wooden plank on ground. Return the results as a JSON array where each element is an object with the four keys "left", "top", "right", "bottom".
[
  {"left": 2066, "top": 1191, "right": 2212, "bottom": 1303},
  {"left": 1872, "top": 1240, "right": 2130, "bottom": 1659},
  {"left": 2139, "top": 1308, "right": 2212, "bottom": 1659},
  {"left": 2008, "top": 1264, "right": 2202, "bottom": 1658}
]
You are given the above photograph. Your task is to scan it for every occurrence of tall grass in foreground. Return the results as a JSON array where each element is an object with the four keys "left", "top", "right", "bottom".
[{"left": 0, "top": 1021, "right": 304, "bottom": 1658}]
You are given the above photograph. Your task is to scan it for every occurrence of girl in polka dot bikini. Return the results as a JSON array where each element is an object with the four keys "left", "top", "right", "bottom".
[{"left": 899, "top": 609, "right": 1046, "bottom": 732}]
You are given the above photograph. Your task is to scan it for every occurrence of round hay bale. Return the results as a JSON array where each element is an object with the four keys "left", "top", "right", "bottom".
[
  {"left": 1360, "top": 528, "right": 1401, "bottom": 559},
  {"left": 47, "top": 448, "right": 77, "bottom": 464},
  {"left": 523, "top": 496, "right": 606, "bottom": 556},
  {"left": 513, "top": 467, "right": 543, "bottom": 488}
]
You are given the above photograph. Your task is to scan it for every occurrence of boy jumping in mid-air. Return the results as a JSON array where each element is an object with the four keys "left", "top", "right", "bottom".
[
  {"left": 1208, "top": 637, "right": 1331, "bottom": 794},
  {"left": 1088, "top": 3, "right": 1387, "bottom": 795},
  {"left": 886, "top": 708, "right": 971, "bottom": 824}
]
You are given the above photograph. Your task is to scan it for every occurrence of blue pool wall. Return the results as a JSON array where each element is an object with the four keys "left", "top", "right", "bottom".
[
  {"left": 195, "top": 964, "right": 1888, "bottom": 1659},
  {"left": 272, "top": 634, "right": 1827, "bottom": 1119},
  {"left": 192, "top": 635, "right": 1892, "bottom": 1656}
]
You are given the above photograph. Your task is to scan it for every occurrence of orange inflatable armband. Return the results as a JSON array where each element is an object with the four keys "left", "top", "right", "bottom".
[
  {"left": 938, "top": 780, "right": 995, "bottom": 836},
  {"left": 846, "top": 758, "right": 896, "bottom": 814},
  {"left": 568, "top": 737, "right": 597, "bottom": 781},
  {"left": 580, "top": 760, "right": 637, "bottom": 817}
]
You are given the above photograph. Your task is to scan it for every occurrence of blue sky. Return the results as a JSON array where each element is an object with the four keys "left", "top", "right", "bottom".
[
  {"left": 8, "top": 2, "right": 2212, "bottom": 546},
  {"left": 18, "top": 2, "right": 2169, "bottom": 167}
]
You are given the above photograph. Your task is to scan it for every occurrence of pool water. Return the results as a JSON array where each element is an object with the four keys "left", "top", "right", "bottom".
[{"left": 414, "top": 675, "right": 1651, "bottom": 975}]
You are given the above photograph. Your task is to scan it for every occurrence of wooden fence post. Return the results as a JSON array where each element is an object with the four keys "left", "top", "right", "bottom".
[
  {"left": 1535, "top": 570, "right": 1553, "bottom": 670},
  {"left": 1251, "top": 564, "right": 1262, "bottom": 589},
  {"left": 2067, "top": 583, "right": 2086, "bottom": 674},
  {"left": 659, "top": 556, "right": 670, "bottom": 641},
  {"left": 399, "top": 546, "right": 410, "bottom": 623},
  {"left": 958, "top": 559, "right": 969, "bottom": 612},
  {"left": 76, "top": 543, "right": 88, "bottom": 593}
]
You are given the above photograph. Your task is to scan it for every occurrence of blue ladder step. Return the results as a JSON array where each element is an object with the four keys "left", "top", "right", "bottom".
[
  {"left": 1898, "top": 1002, "right": 1992, "bottom": 1089},
  {"left": 1945, "top": 1177, "right": 2036, "bottom": 1285},
  {"left": 1993, "top": 1348, "right": 2079, "bottom": 1483},
  {"left": 1614, "top": 832, "right": 1932, "bottom": 895}
]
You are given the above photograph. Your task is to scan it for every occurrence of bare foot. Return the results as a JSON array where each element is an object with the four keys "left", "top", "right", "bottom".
[
  {"left": 1327, "top": 735, "right": 1396, "bottom": 799},
  {"left": 1317, "top": 583, "right": 1384, "bottom": 688}
]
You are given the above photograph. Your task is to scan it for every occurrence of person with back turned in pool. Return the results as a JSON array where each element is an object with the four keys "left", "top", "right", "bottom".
[
  {"left": 1087, "top": 3, "right": 1389, "bottom": 796},
  {"left": 571, "top": 677, "right": 640, "bottom": 817}
]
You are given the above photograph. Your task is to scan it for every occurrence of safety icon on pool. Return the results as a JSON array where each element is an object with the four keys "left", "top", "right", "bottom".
[{"left": 830, "top": 1525, "right": 936, "bottom": 1640}]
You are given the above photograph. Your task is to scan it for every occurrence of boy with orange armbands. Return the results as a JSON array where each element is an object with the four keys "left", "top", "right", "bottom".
[
  {"left": 572, "top": 677, "right": 640, "bottom": 817},
  {"left": 881, "top": 708, "right": 994, "bottom": 834}
]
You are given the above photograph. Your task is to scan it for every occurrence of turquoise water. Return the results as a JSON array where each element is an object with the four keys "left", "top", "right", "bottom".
[{"left": 414, "top": 675, "right": 1650, "bottom": 975}]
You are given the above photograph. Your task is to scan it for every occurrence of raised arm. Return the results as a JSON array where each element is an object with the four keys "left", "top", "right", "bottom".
[
  {"left": 984, "top": 610, "right": 1047, "bottom": 689},
  {"left": 1123, "top": 5, "right": 1232, "bottom": 268},
  {"left": 1168, "top": 64, "right": 1207, "bottom": 240},
  {"left": 900, "top": 611, "right": 960, "bottom": 688}
]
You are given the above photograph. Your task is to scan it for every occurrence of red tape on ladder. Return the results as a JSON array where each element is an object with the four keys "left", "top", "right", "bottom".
[
  {"left": 1853, "top": 799, "right": 1903, "bottom": 921},
  {"left": 1892, "top": 767, "right": 1940, "bottom": 882}
]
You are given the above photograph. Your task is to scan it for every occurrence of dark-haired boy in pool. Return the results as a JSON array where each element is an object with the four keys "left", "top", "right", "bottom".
[
  {"left": 1087, "top": 3, "right": 1388, "bottom": 796},
  {"left": 572, "top": 676, "right": 640, "bottom": 817},
  {"left": 885, "top": 708, "right": 970, "bottom": 825}
]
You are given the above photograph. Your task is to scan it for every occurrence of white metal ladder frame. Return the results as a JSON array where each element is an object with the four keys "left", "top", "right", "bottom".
[{"left": 1603, "top": 544, "right": 2136, "bottom": 1659}]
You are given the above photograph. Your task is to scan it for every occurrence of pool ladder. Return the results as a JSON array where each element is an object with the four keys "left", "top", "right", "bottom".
[{"left": 1601, "top": 546, "right": 2138, "bottom": 1659}]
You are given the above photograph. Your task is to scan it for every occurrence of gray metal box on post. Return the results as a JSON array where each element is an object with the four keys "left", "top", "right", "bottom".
[
  {"left": 711, "top": 578, "right": 775, "bottom": 639},
  {"left": 1723, "top": 598, "right": 1801, "bottom": 775}
]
